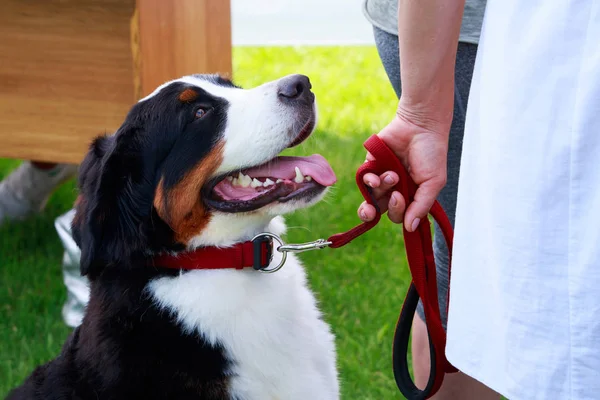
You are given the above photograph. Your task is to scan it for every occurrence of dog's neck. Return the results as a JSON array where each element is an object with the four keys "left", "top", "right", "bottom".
[{"left": 186, "top": 213, "right": 284, "bottom": 250}]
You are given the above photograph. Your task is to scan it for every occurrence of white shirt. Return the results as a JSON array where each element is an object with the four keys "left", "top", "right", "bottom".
[{"left": 446, "top": 1, "right": 600, "bottom": 399}]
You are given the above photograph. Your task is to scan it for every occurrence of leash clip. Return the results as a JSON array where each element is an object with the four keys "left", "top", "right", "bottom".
[{"left": 278, "top": 238, "right": 332, "bottom": 253}]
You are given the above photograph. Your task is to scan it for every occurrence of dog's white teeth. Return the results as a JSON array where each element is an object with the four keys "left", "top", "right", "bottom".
[
  {"left": 305, "top": 176, "right": 312, "bottom": 182},
  {"left": 264, "top": 178, "right": 275, "bottom": 187},
  {"left": 226, "top": 176, "right": 234, "bottom": 182},
  {"left": 237, "top": 172, "right": 251, "bottom": 187},
  {"left": 232, "top": 177, "right": 240, "bottom": 186},
  {"left": 237, "top": 172, "right": 248, "bottom": 182},
  {"left": 276, "top": 179, "right": 283, "bottom": 184},
  {"left": 251, "top": 178, "right": 263, "bottom": 188},
  {"left": 294, "top": 167, "right": 305, "bottom": 183}
]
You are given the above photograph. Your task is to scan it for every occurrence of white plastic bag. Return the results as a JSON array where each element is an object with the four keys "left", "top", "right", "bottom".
[{"left": 54, "top": 209, "right": 89, "bottom": 328}]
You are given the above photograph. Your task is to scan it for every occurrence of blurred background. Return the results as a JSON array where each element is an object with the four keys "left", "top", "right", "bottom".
[
  {"left": 232, "top": 0, "right": 374, "bottom": 45},
  {"left": 0, "top": 1, "right": 409, "bottom": 398}
]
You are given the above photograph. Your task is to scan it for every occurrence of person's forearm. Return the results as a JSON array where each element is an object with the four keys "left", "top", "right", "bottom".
[{"left": 397, "top": 0, "right": 466, "bottom": 132}]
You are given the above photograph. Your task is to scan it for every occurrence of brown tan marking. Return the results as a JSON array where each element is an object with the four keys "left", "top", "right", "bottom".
[
  {"left": 154, "top": 141, "right": 225, "bottom": 243},
  {"left": 72, "top": 195, "right": 86, "bottom": 227},
  {"left": 178, "top": 88, "right": 199, "bottom": 103}
]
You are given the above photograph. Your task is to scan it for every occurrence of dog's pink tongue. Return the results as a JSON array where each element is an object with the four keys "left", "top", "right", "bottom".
[{"left": 249, "top": 155, "right": 337, "bottom": 186}]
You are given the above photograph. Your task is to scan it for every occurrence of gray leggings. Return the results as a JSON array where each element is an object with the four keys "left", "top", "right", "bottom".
[{"left": 373, "top": 27, "right": 478, "bottom": 329}]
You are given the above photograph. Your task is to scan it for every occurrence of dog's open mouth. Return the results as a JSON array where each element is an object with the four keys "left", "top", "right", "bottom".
[{"left": 204, "top": 155, "right": 336, "bottom": 213}]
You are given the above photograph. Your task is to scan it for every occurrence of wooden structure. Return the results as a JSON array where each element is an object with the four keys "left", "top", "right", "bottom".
[{"left": 0, "top": 0, "right": 232, "bottom": 164}]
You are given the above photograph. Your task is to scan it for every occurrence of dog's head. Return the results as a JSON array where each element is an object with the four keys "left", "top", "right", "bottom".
[{"left": 72, "top": 74, "right": 336, "bottom": 277}]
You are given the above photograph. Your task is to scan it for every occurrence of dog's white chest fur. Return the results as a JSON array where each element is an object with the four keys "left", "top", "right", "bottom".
[{"left": 147, "top": 219, "right": 339, "bottom": 400}]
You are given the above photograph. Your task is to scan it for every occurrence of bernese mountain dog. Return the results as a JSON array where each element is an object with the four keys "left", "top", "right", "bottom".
[{"left": 8, "top": 74, "right": 339, "bottom": 400}]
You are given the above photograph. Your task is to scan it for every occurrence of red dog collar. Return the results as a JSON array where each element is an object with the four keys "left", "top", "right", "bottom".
[{"left": 150, "top": 236, "right": 273, "bottom": 271}]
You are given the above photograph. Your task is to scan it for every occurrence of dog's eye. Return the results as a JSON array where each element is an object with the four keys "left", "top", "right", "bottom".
[{"left": 195, "top": 108, "right": 207, "bottom": 119}]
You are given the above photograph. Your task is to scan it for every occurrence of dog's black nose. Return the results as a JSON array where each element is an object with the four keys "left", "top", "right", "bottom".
[{"left": 277, "top": 74, "right": 313, "bottom": 104}]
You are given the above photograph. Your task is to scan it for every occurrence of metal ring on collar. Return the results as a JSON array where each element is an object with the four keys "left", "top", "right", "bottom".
[{"left": 251, "top": 233, "right": 287, "bottom": 273}]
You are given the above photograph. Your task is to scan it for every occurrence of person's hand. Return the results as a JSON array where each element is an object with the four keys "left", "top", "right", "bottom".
[{"left": 357, "top": 107, "right": 449, "bottom": 232}]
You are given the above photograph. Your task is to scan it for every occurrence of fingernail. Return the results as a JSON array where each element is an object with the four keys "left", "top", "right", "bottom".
[
  {"left": 384, "top": 174, "right": 395, "bottom": 185},
  {"left": 411, "top": 218, "right": 420, "bottom": 232},
  {"left": 360, "top": 210, "right": 367, "bottom": 220},
  {"left": 390, "top": 193, "right": 398, "bottom": 207}
]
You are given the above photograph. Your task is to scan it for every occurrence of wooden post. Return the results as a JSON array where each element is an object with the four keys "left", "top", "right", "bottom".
[{"left": 135, "top": 0, "right": 232, "bottom": 98}]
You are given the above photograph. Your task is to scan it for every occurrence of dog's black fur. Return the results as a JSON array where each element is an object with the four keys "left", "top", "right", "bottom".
[{"left": 7, "top": 76, "right": 241, "bottom": 400}]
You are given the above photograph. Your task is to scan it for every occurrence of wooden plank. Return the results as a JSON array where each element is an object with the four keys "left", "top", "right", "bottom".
[
  {"left": 0, "top": 0, "right": 233, "bottom": 164},
  {"left": 136, "top": 0, "right": 232, "bottom": 97},
  {"left": 0, "top": 0, "right": 136, "bottom": 164}
]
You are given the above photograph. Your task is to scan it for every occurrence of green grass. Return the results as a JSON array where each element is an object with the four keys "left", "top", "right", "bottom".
[{"left": 0, "top": 46, "right": 413, "bottom": 399}]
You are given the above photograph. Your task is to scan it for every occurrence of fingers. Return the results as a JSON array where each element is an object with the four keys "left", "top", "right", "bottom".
[
  {"left": 363, "top": 173, "right": 381, "bottom": 188},
  {"left": 387, "top": 191, "right": 406, "bottom": 224},
  {"left": 361, "top": 179, "right": 441, "bottom": 229},
  {"left": 404, "top": 178, "right": 444, "bottom": 232},
  {"left": 358, "top": 202, "right": 378, "bottom": 222},
  {"left": 371, "top": 172, "right": 399, "bottom": 198},
  {"left": 364, "top": 171, "right": 399, "bottom": 197},
  {"left": 359, "top": 171, "right": 403, "bottom": 223},
  {"left": 358, "top": 191, "right": 407, "bottom": 224}
]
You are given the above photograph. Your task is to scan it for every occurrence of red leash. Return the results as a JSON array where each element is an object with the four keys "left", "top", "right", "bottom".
[
  {"left": 152, "top": 134, "right": 456, "bottom": 399},
  {"left": 325, "top": 135, "right": 458, "bottom": 399}
]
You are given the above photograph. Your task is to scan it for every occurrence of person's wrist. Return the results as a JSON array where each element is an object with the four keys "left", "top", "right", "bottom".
[{"left": 396, "top": 98, "right": 453, "bottom": 136}]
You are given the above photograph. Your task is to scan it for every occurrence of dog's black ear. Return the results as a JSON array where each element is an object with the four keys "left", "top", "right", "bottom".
[{"left": 72, "top": 125, "right": 155, "bottom": 278}]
